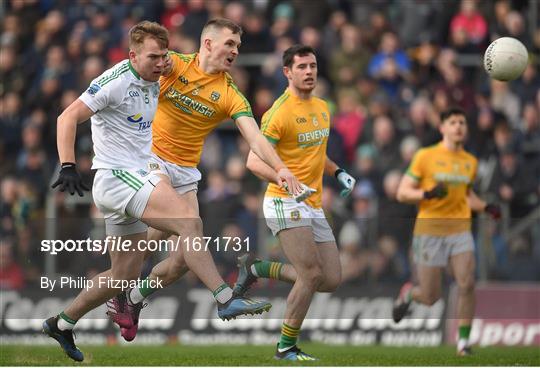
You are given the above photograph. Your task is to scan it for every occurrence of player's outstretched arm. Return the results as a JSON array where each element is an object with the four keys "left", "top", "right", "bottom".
[
  {"left": 324, "top": 156, "right": 356, "bottom": 197},
  {"left": 246, "top": 149, "right": 280, "bottom": 184},
  {"left": 235, "top": 116, "right": 302, "bottom": 195},
  {"left": 52, "top": 99, "right": 94, "bottom": 196}
]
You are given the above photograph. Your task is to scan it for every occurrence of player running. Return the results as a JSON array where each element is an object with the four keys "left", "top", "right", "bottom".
[
  {"left": 106, "top": 19, "right": 310, "bottom": 341},
  {"left": 391, "top": 107, "right": 502, "bottom": 356},
  {"left": 42, "top": 21, "right": 271, "bottom": 362},
  {"left": 233, "top": 45, "right": 356, "bottom": 361}
]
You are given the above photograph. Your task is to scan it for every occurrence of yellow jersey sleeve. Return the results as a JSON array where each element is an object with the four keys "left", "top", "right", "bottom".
[
  {"left": 225, "top": 74, "right": 253, "bottom": 120},
  {"left": 261, "top": 110, "right": 287, "bottom": 144},
  {"left": 406, "top": 148, "right": 427, "bottom": 181}
]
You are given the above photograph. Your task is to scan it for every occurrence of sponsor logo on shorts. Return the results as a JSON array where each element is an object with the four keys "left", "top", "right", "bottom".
[
  {"left": 137, "top": 169, "right": 149, "bottom": 177},
  {"left": 291, "top": 210, "right": 301, "bottom": 221}
]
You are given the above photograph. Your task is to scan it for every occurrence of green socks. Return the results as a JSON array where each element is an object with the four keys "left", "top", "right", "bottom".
[
  {"left": 251, "top": 260, "right": 283, "bottom": 280},
  {"left": 278, "top": 322, "right": 300, "bottom": 351},
  {"left": 130, "top": 278, "right": 158, "bottom": 304},
  {"left": 459, "top": 325, "right": 471, "bottom": 340}
]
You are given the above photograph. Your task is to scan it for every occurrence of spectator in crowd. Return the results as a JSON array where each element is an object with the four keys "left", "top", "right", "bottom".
[
  {"left": 489, "top": 148, "right": 538, "bottom": 219},
  {"left": 329, "top": 23, "right": 370, "bottom": 89},
  {"left": 368, "top": 32, "right": 411, "bottom": 100},
  {"left": 449, "top": 0, "right": 488, "bottom": 52},
  {"left": 333, "top": 89, "right": 366, "bottom": 165},
  {"left": 401, "top": 96, "right": 440, "bottom": 147},
  {"left": 0, "top": 239, "right": 25, "bottom": 290}
]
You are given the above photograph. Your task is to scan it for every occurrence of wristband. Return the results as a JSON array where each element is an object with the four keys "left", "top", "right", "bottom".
[{"left": 335, "top": 168, "right": 345, "bottom": 179}]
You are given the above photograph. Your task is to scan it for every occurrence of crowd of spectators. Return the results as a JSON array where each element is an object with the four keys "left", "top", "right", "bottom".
[{"left": 1, "top": 0, "right": 540, "bottom": 290}]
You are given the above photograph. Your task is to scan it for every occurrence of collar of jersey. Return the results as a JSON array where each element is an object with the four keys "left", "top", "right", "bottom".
[{"left": 128, "top": 60, "right": 141, "bottom": 80}]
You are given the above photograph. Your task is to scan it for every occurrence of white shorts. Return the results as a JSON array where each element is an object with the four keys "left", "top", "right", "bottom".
[
  {"left": 92, "top": 168, "right": 162, "bottom": 236},
  {"left": 148, "top": 153, "right": 201, "bottom": 194},
  {"left": 263, "top": 197, "right": 335, "bottom": 243},
  {"left": 412, "top": 231, "right": 475, "bottom": 267}
]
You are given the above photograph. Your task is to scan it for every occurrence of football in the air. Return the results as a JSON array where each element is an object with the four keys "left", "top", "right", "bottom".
[{"left": 483, "top": 37, "right": 528, "bottom": 81}]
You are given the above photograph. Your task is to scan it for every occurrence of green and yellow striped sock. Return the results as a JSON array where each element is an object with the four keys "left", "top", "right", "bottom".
[
  {"left": 278, "top": 322, "right": 300, "bottom": 350},
  {"left": 251, "top": 260, "right": 283, "bottom": 280}
]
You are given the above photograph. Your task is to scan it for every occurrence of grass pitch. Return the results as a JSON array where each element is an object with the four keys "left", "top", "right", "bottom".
[{"left": 1, "top": 344, "right": 538, "bottom": 366}]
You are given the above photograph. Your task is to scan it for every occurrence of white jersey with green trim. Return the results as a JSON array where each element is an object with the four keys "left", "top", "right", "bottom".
[{"left": 79, "top": 59, "right": 160, "bottom": 170}]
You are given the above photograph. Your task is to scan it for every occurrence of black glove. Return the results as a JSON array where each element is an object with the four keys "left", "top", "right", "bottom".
[
  {"left": 484, "top": 203, "right": 502, "bottom": 220},
  {"left": 51, "top": 162, "right": 90, "bottom": 197},
  {"left": 423, "top": 182, "right": 448, "bottom": 199}
]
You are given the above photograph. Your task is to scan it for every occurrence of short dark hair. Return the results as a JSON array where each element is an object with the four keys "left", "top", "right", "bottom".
[
  {"left": 282, "top": 44, "right": 316, "bottom": 68},
  {"left": 202, "top": 18, "right": 243, "bottom": 37},
  {"left": 440, "top": 107, "right": 466, "bottom": 123}
]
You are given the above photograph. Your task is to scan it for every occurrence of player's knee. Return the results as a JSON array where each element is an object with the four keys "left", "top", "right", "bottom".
[
  {"left": 457, "top": 278, "right": 475, "bottom": 294},
  {"left": 111, "top": 267, "right": 139, "bottom": 282},
  {"left": 164, "top": 259, "right": 187, "bottom": 282},
  {"left": 301, "top": 264, "right": 324, "bottom": 289},
  {"left": 172, "top": 216, "right": 202, "bottom": 236},
  {"left": 319, "top": 275, "right": 341, "bottom": 292}
]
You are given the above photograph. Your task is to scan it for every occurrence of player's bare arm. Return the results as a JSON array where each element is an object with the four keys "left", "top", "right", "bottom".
[
  {"left": 396, "top": 174, "right": 425, "bottom": 204},
  {"left": 236, "top": 115, "right": 302, "bottom": 195},
  {"left": 52, "top": 99, "right": 94, "bottom": 196},
  {"left": 56, "top": 99, "right": 94, "bottom": 164},
  {"left": 246, "top": 148, "right": 280, "bottom": 184},
  {"left": 468, "top": 189, "right": 502, "bottom": 219}
]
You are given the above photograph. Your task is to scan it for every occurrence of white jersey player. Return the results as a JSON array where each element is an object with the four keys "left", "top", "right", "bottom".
[{"left": 43, "top": 21, "right": 172, "bottom": 362}]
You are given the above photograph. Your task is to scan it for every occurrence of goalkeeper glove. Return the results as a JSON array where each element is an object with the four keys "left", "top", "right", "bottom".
[
  {"left": 484, "top": 203, "right": 502, "bottom": 220},
  {"left": 51, "top": 162, "right": 90, "bottom": 197},
  {"left": 335, "top": 169, "right": 356, "bottom": 198},
  {"left": 423, "top": 182, "right": 448, "bottom": 199}
]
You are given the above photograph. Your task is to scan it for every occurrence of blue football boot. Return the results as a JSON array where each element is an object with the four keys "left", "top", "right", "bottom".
[{"left": 42, "top": 316, "right": 84, "bottom": 362}]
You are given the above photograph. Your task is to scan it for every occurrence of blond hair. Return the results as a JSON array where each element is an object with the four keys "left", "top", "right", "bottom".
[{"left": 129, "top": 21, "right": 169, "bottom": 50}]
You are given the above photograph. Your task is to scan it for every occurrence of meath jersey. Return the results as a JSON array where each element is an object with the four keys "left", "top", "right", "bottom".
[
  {"left": 152, "top": 52, "right": 253, "bottom": 166},
  {"left": 262, "top": 89, "right": 330, "bottom": 209},
  {"left": 79, "top": 59, "right": 159, "bottom": 170},
  {"left": 407, "top": 142, "right": 478, "bottom": 235}
]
